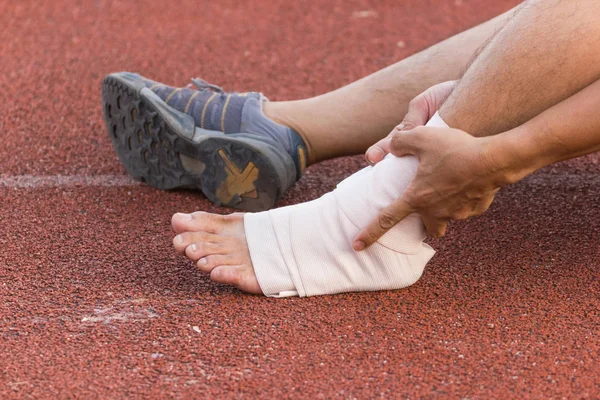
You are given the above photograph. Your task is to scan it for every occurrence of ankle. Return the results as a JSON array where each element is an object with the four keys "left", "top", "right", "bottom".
[{"left": 263, "top": 101, "right": 317, "bottom": 165}]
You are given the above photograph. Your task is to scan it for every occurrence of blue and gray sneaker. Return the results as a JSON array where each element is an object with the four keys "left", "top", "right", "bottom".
[{"left": 101, "top": 72, "right": 307, "bottom": 212}]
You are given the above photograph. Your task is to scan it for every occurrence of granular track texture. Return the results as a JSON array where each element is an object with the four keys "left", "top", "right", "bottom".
[{"left": 2, "top": 0, "right": 599, "bottom": 398}]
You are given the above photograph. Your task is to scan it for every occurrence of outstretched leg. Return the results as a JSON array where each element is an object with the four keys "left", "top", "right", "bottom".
[{"left": 173, "top": 0, "right": 600, "bottom": 296}]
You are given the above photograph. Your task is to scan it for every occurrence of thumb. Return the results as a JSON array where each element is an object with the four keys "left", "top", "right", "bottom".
[
  {"left": 400, "top": 95, "right": 431, "bottom": 131},
  {"left": 365, "top": 135, "right": 392, "bottom": 165},
  {"left": 389, "top": 129, "right": 423, "bottom": 158},
  {"left": 401, "top": 80, "right": 458, "bottom": 130}
]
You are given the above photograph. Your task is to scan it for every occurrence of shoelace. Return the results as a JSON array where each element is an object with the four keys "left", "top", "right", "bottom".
[{"left": 187, "top": 78, "right": 223, "bottom": 92}]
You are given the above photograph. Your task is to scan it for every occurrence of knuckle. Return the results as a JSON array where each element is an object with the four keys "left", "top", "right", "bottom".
[
  {"left": 390, "top": 133, "right": 402, "bottom": 148},
  {"left": 362, "top": 229, "right": 380, "bottom": 243},
  {"left": 408, "top": 95, "right": 424, "bottom": 108},
  {"left": 378, "top": 212, "right": 398, "bottom": 230}
]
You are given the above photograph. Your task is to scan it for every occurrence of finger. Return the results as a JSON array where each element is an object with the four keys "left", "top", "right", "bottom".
[
  {"left": 421, "top": 214, "right": 448, "bottom": 238},
  {"left": 401, "top": 95, "right": 431, "bottom": 130},
  {"left": 353, "top": 198, "right": 414, "bottom": 250},
  {"left": 401, "top": 80, "right": 457, "bottom": 130},
  {"left": 365, "top": 136, "right": 392, "bottom": 165},
  {"left": 389, "top": 129, "right": 424, "bottom": 158}
]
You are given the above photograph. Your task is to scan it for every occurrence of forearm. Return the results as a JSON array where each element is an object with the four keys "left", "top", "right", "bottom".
[{"left": 490, "top": 78, "right": 600, "bottom": 184}]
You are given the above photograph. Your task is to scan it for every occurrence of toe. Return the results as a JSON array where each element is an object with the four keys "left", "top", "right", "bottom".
[
  {"left": 210, "top": 265, "right": 262, "bottom": 295},
  {"left": 184, "top": 240, "right": 227, "bottom": 261},
  {"left": 196, "top": 254, "right": 238, "bottom": 273},
  {"left": 171, "top": 211, "right": 229, "bottom": 234},
  {"left": 173, "top": 231, "right": 226, "bottom": 253}
]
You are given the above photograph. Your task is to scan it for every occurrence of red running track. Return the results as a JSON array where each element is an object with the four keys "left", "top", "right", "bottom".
[{"left": 1, "top": 0, "right": 599, "bottom": 398}]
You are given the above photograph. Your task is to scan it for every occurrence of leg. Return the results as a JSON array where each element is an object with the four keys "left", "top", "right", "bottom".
[
  {"left": 265, "top": 9, "right": 517, "bottom": 164},
  {"left": 172, "top": 0, "right": 600, "bottom": 297},
  {"left": 441, "top": 0, "right": 600, "bottom": 136}
]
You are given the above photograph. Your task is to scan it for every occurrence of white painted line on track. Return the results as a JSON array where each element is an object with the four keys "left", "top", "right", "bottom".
[
  {"left": 0, "top": 174, "right": 141, "bottom": 188},
  {"left": 0, "top": 172, "right": 598, "bottom": 189}
]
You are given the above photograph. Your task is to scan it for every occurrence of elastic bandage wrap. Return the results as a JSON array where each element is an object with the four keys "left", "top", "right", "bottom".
[{"left": 245, "top": 112, "right": 448, "bottom": 297}]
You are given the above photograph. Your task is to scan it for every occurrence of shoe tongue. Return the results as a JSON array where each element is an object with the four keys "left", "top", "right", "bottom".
[{"left": 191, "top": 78, "right": 223, "bottom": 92}]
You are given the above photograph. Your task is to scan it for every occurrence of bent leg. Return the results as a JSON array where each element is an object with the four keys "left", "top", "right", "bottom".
[
  {"left": 441, "top": 0, "right": 600, "bottom": 136},
  {"left": 264, "top": 8, "right": 517, "bottom": 163}
]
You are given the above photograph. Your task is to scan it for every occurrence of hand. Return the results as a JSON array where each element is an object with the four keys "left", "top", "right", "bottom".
[
  {"left": 354, "top": 125, "right": 517, "bottom": 250},
  {"left": 365, "top": 80, "right": 457, "bottom": 165}
]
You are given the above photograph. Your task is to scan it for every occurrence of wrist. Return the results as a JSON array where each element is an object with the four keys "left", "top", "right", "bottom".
[{"left": 483, "top": 125, "right": 549, "bottom": 186}]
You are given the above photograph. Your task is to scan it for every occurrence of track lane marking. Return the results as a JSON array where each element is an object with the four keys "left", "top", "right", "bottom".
[{"left": 0, "top": 174, "right": 140, "bottom": 188}]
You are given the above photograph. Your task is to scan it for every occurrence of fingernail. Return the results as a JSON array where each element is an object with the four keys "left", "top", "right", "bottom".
[
  {"left": 177, "top": 235, "right": 184, "bottom": 244},
  {"left": 178, "top": 213, "right": 192, "bottom": 221},
  {"left": 397, "top": 123, "right": 405, "bottom": 130},
  {"left": 190, "top": 244, "right": 197, "bottom": 252},
  {"left": 198, "top": 258, "right": 207, "bottom": 265},
  {"left": 354, "top": 241, "right": 365, "bottom": 251}
]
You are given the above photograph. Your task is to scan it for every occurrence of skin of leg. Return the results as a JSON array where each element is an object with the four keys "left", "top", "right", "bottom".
[
  {"left": 264, "top": 8, "right": 517, "bottom": 164},
  {"left": 173, "top": 0, "right": 600, "bottom": 294},
  {"left": 440, "top": 0, "right": 600, "bottom": 137}
]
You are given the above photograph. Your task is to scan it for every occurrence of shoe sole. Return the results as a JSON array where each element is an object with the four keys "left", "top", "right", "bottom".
[{"left": 101, "top": 73, "right": 296, "bottom": 212}]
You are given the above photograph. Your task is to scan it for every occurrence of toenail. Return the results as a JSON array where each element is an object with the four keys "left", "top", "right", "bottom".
[
  {"left": 199, "top": 258, "right": 207, "bottom": 265},
  {"left": 190, "top": 244, "right": 197, "bottom": 252},
  {"left": 177, "top": 235, "right": 184, "bottom": 244},
  {"left": 178, "top": 213, "right": 193, "bottom": 221}
]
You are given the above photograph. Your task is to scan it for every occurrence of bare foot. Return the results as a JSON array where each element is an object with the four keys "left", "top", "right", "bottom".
[{"left": 171, "top": 212, "right": 262, "bottom": 294}]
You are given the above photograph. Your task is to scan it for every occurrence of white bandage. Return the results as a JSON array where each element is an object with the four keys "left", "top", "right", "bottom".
[{"left": 245, "top": 112, "right": 448, "bottom": 297}]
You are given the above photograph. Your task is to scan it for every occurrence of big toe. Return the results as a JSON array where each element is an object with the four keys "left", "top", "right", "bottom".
[{"left": 171, "top": 211, "right": 237, "bottom": 234}]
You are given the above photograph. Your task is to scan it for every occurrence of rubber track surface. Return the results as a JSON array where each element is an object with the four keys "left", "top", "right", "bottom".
[{"left": 2, "top": 0, "right": 599, "bottom": 398}]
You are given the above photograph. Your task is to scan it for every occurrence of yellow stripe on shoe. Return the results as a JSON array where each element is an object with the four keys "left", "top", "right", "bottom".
[
  {"left": 165, "top": 88, "right": 181, "bottom": 105},
  {"left": 184, "top": 91, "right": 200, "bottom": 113},
  {"left": 220, "top": 94, "right": 232, "bottom": 133},
  {"left": 201, "top": 92, "right": 218, "bottom": 129}
]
